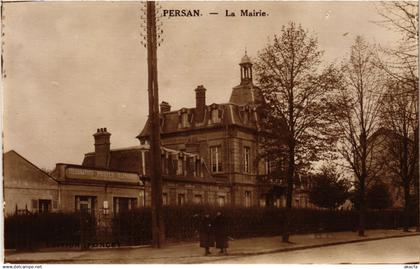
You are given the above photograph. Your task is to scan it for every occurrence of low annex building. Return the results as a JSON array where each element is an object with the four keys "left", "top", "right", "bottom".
[
  {"left": 3, "top": 150, "right": 60, "bottom": 216},
  {"left": 3, "top": 150, "right": 144, "bottom": 219}
]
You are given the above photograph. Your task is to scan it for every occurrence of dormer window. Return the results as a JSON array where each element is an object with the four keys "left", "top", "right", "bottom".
[
  {"left": 179, "top": 108, "right": 190, "bottom": 128},
  {"left": 209, "top": 105, "right": 221, "bottom": 124},
  {"left": 240, "top": 106, "right": 250, "bottom": 124},
  {"left": 211, "top": 109, "right": 219, "bottom": 123},
  {"left": 182, "top": 113, "right": 189, "bottom": 127},
  {"left": 243, "top": 110, "right": 249, "bottom": 124}
]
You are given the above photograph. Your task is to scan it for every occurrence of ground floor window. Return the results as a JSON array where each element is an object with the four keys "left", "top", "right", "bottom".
[
  {"left": 303, "top": 197, "right": 308, "bottom": 208},
  {"left": 113, "top": 197, "right": 137, "bottom": 215},
  {"left": 194, "top": 194, "right": 203, "bottom": 204},
  {"left": 259, "top": 197, "right": 266, "bottom": 208},
  {"left": 294, "top": 198, "right": 300, "bottom": 208},
  {"left": 75, "top": 196, "right": 97, "bottom": 214},
  {"left": 139, "top": 190, "right": 145, "bottom": 207},
  {"left": 217, "top": 195, "right": 226, "bottom": 207},
  {"left": 178, "top": 193, "right": 185, "bottom": 205},
  {"left": 244, "top": 191, "right": 252, "bottom": 207},
  {"left": 162, "top": 193, "right": 168, "bottom": 206},
  {"left": 102, "top": 200, "right": 109, "bottom": 215},
  {"left": 33, "top": 199, "right": 52, "bottom": 213},
  {"left": 275, "top": 198, "right": 281, "bottom": 208}
]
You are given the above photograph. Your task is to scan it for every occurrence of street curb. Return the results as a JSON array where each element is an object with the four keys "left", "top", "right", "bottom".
[
  {"left": 5, "top": 232, "right": 420, "bottom": 264},
  {"left": 192, "top": 232, "right": 420, "bottom": 264}
]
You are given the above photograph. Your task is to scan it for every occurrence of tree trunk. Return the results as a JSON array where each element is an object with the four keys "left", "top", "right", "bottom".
[
  {"left": 403, "top": 179, "right": 410, "bottom": 232},
  {"left": 402, "top": 134, "right": 410, "bottom": 232},
  {"left": 282, "top": 143, "right": 295, "bottom": 243},
  {"left": 358, "top": 176, "right": 366, "bottom": 237},
  {"left": 359, "top": 131, "right": 367, "bottom": 237}
]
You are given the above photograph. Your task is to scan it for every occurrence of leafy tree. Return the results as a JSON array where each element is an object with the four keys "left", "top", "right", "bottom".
[
  {"left": 254, "top": 22, "right": 338, "bottom": 242},
  {"left": 366, "top": 182, "right": 393, "bottom": 210},
  {"left": 308, "top": 166, "right": 350, "bottom": 210}
]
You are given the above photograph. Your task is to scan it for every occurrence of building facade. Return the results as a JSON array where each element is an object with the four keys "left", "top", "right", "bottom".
[{"left": 367, "top": 128, "right": 419, "bottom": 209}]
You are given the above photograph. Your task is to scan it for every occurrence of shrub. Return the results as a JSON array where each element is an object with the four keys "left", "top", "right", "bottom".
[
  {"left": 4, "top": 212, "right": 94, "bottom": 250},
  {"left": 308, "top": 166, "right": 351, "bottom": 210},
  {"left": 366, "top": 183, "right": 393, "bottom": 209},
  {"left": 112, "top": 207, "right": 152, "bottom": 245}
]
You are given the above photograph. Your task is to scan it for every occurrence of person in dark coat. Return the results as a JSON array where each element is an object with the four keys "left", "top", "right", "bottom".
[
  {"left": 214, "top": 211, "right": 229, "bottom": 255},
  {"left": 199, "top": 213, "right": 214, "bottom": 255}
]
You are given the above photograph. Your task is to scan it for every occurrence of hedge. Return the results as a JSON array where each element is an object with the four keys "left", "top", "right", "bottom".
[
  {"left": 113, "top": 206, "right": 418, "bottom": 244},
  {"left": 4, "top": 212, "right": 95, "bottom": 250}
]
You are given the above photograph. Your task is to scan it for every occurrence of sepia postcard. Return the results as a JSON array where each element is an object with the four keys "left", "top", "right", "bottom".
[{"left": 1, "top": 0, "right": 419, "bottom": 266}]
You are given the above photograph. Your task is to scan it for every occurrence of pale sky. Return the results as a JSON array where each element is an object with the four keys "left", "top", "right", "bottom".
[{"left": 3, "top": 1, "right": 401, "bottom": 169}]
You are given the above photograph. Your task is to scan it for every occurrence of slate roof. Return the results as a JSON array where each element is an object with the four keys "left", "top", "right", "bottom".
[
  {"left": 229, "top": 83, "right": 263, "bottom": 106},
  {"left": 83, "top": 146, "right": 142, "bottom": 173},
  {"left": 83, "top": 145, "right": 205, "bottom": 173},
  {"left": 137, "top": 98, "right": 263, "bottom": 139}
]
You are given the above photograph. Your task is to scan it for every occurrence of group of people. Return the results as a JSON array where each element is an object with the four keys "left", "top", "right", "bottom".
[{"left": 198, "top": 211, "right": 229, "bottom": 256}]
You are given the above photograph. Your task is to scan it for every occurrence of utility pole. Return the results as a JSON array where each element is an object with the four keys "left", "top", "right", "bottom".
[{"left": 146, "top": 1, "right": 165, "bottom": 248}]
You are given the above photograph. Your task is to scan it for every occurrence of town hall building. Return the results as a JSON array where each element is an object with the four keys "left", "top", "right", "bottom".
[{"left": 81, "top": 53, "right": 312, "bottom": 209}]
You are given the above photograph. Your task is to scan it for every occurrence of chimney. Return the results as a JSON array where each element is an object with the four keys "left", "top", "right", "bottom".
[
  {"left": 160, "top": 101, "right": 171, "bottom": 113},
  {"left": 93, "top": 128, "right": 111, "bottom": 169},
  {"left": 195, "top": 85, "right": 206, "bottom": 122}
]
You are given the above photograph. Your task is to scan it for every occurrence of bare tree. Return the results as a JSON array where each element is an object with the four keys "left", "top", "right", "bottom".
[
  {"left": 375, "top": 1, "right": 419, "bottom": 231},
  {"left": 376, "top": 2, "right": 418, "bottom": 41},
  {"left": 255, "top": 22, "right": 337, "bottom": 242},
  {"left": 328, "top": 36, "right": 385, "bottom": 236},
  {"left": 374, "top": 2, "right": 418, "bottom": 90},
  {"left": 380, "top": 79, "right": 418, "bottom": 232}
]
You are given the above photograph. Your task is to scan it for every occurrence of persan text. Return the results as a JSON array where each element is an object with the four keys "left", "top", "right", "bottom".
[{"left": 163, "top": 9, "right": 201, "bottom": 17}]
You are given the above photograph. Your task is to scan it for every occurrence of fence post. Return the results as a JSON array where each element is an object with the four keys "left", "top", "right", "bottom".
[{"left": 80, "top": 214, "right": 89, "bottom": 250}]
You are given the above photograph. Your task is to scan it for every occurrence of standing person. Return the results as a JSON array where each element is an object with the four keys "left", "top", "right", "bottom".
[
  {"left": 199, "top": 213, "right": 214, "bottom": 255},
  {"left": 214, "top": 211, "right": 229, "bottom": 255}
]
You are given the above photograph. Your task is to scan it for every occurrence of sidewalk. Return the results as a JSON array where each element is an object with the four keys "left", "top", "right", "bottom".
[{"left": 5, "top": 229, "right": 420, "bottom": 264}]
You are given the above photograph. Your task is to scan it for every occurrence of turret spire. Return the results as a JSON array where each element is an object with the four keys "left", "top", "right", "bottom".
[{"left": 239, "top": 51, "right": 253, "bottom": 85}]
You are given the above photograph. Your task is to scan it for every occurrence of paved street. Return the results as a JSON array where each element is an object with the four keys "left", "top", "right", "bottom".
[
  {"left": 213, "top": 236, "right": 420, "bottom": 264},
  {"left": 4, "top": 229, "right": 420, "bottom": 264}
]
